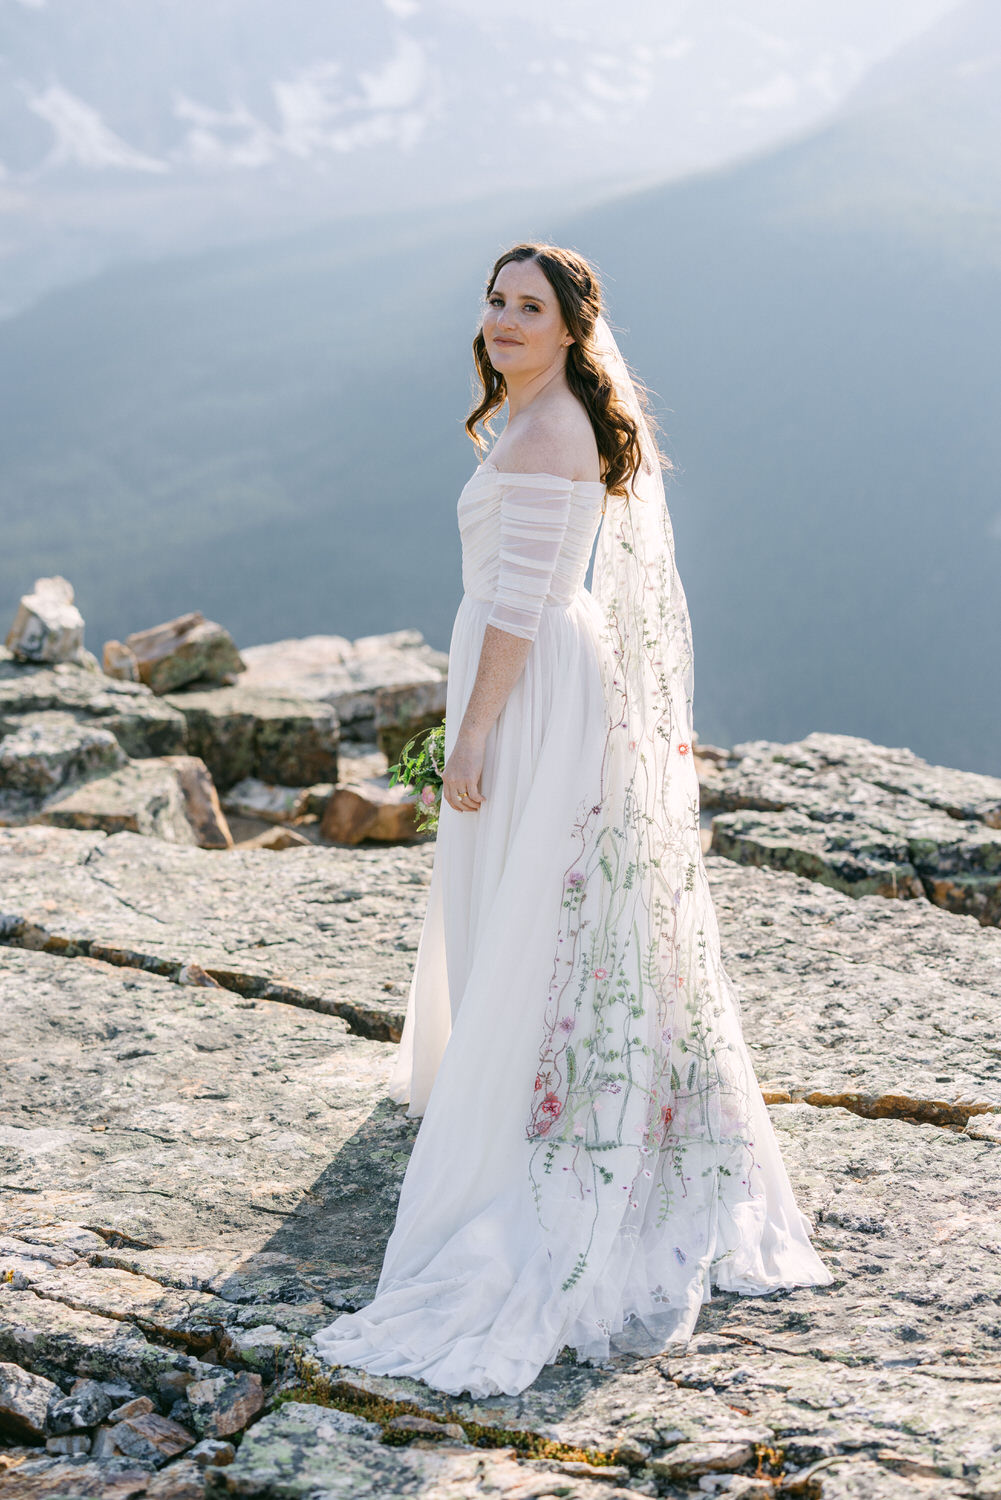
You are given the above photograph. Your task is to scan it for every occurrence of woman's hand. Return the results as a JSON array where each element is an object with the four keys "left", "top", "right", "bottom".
[{"left": 442, "top": 731, "right": 486, "bottom": 812}]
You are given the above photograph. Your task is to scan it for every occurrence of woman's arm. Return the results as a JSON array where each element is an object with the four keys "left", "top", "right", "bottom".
[
  {"left": 442, "top": 433, "right": 578, "bottom": 813},
  {"left": 442, "top": 625, "right": 532, "bottom": 811}
]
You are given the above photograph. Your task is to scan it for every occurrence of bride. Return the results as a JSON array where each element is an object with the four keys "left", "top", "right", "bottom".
[{"left": 313, "top": 241, "right": 833, "bottom": 1399}]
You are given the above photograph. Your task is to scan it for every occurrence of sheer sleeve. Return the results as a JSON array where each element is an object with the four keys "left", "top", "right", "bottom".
[{"left": 486, "top": 475, "right": 575, "bottom": 642}]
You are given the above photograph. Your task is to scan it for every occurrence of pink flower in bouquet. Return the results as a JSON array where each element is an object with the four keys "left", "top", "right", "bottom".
[{"left": 421, "top": 785, "right": 438, "bottom": 807}]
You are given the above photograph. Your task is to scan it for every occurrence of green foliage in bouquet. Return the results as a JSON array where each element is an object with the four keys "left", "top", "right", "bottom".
[{"left": 388, "top": 719, "right": 446, "bottom": 835}]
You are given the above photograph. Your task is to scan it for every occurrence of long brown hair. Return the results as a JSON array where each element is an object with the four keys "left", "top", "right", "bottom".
[{"left": 466, "top": 242, "right": 673, "bottom": 499}]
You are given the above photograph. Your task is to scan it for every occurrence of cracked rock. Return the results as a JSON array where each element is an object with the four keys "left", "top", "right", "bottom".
[
  {"left": 2, "top": 727, "right": 1001, "bottom": 1500},
  {"left": 124, "top": 612, "right": 245, "bottom": 696},
  {"left": 203, "top": 1401, "right": 637, "bottom": 1500},
  {"left": 185, "top": 1371, "right": 264, "bottom": 1438},
  {"left": 5, "top": 576, "right": 86, "bottom": 665},
  {"left": 650, "top": 1440, "right": 756, "bottom": 1478},
  {"left": 44, "top": 1432, "right": 92, "bottom": 1454},
  {"left": 239, "top": 629, "right": 448, "bottom": 745},
  {"left": 0, "top": 1360, "right": 60, "bottom": 1440},
  {"left": 0, "top": 712, "right": 126, "bottom": 797},
  {"left": 47, "top": 1378, "right": 121, "bottom": 1432},
  {"left": 160, "top": 683, "right": 338, "bottom": 793},
  {"left": 109, "top": 1409, "right": 196, "bottom": 1465},
  {"left": 190, "top": 1438, "right": 236, "bottom": 1468},
  {"left": 0, "top": 645, "right": 188, "bottom": 759},
  {"left": 701, "top": 732, "right": 1001, "bottom": 926}
]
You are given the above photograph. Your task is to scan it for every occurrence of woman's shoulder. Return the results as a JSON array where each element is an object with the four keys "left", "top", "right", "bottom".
[{"left": 497, "top": 402, "right": 600, "bottom": 484}]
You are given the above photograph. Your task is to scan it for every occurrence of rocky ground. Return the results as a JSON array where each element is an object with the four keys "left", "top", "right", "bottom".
[
  {"left": 2, "top": 803, "right": 1000, "bottom": 1497},
  {"left": 3, "top": 588, "right": 1001, "bottom": 1499},
  {"left": 700, "top": 734, "right": 1001, "bottom": 929},
  {"left": 0, "top": 617, "right": 449, "bottom": 852}
]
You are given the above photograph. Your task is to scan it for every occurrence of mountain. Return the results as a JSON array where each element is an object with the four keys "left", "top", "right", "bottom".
[
  {"left": 0, "top": 0, "right": 964, "bottom": 315},
  {"left": 0, "top": 1, "right": 998, "bottom": 776},
  {"left": 557, "top": 0, "right": 1000, "bottom": 773}
]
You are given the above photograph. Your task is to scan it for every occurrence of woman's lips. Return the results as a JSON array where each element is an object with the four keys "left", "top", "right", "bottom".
[{"left": 494, "top": 338, "right": 522, "bottom": 345}]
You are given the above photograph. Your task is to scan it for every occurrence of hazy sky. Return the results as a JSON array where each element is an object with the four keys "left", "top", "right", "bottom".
[{"left": 440, "top": 0, "right": 965, "bottom": 54}]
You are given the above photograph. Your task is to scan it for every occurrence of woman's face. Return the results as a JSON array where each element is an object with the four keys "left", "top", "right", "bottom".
[{"left": 482, "top": 259, "right": 572, "bottom": 376}]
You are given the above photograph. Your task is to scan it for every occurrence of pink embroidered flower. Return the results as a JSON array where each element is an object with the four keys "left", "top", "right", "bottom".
[
  {"left": 661, "top": 1105, "right": 674, "bottom": 1127},
  {"left": 534, "top": 1074, "right": 545, "bottom": 1092},
  {"left": 628, "top": 739, "right": 637, "bottom": 751},
  {"left": 540, "top": 1092, "right": 562, "bottom": 1121},
  {"left": 678, "top": 742, "right": 690, "bottom": 755},
  {"left": 421, "top": 785, "right": 438, "bottom": 807},
  {"left": 676, "top": 975, "right": 685, "bottom": 987},
  {"left": 566, "top": 871, "right": 584, "bottom": 887},
  {"left": 599, "top": 1079, "right": 622, "bottom": 1094},
  {"left": 558, "top": 1016, "right": 575, "bottom": 1033},
  {"left": 573, "top": 1123, "right": 585, "bottom": 1138},
  {"left": 593, "top": 967, "right": 608, "bottom": 980}
]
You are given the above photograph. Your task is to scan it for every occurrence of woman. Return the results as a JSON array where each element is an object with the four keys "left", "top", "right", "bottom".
[{"left": 313, "top": 242, "right": 832, "bottom": 1399}]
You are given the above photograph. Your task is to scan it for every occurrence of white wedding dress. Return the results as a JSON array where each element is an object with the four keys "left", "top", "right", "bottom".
[{"left": 312, "top": 455, "right": 832, "bottom": 1399}]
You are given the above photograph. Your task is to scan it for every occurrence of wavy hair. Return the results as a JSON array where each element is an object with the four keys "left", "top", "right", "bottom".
[{"left": 466, "top": 242, "right": 673, "bottom": 500}]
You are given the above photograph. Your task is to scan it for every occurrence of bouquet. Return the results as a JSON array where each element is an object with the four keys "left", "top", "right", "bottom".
[{"left": 388, "top": 719, "right": 446, "bottom": 836}]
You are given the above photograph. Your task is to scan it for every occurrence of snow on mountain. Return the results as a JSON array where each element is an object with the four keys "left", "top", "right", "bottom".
[
  {"left": 0, "top": 3, "right": 964, "bottom": 185},
  {"left": 27, "top": 84, "right": 169, "bottom": 172},
  {"left": 0, "top": 0, "right": 968, "bottom": 314}
]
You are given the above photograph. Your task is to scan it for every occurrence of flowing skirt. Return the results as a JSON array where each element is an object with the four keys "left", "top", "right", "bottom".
[{"left": 312, "top": 589, "right": 832, "bottom": 1398}]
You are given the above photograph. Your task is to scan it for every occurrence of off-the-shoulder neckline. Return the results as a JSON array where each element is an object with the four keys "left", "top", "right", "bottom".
[{"left": 476, "top": 461, "right": 606, "bottom": 490}]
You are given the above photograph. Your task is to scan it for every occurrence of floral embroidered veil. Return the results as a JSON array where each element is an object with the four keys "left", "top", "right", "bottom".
[{"left": 523, "top": 313, "right": 765, "bottom": 1333}]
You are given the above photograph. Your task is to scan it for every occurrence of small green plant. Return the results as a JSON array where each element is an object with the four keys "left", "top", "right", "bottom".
[{"left": 388, "top": 720, "right": 446, "bottom": 835}]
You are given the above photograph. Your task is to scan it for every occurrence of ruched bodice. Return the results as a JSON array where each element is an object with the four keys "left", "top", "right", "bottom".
[{"left": 458, "top": 463, "right": 607, "bottom": 639}]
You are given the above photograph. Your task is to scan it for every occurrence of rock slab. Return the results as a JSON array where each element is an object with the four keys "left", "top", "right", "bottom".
[{"left": 702, "top": 732, "right": 1001, "bottom": 926}]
